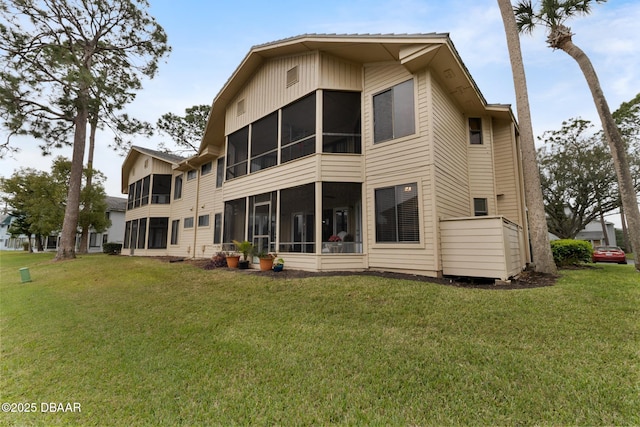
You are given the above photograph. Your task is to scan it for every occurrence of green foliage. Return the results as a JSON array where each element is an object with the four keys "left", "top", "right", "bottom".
[
  {"left": 1, "top": 0, "right": 171, "bottom": 259},
  {"left": 550, "top": 239, "right": 593, "bottom": 266},
  {"left": 0, "top": 159, "right": 68, "bottom": 241},
  {"left": 612, "top": 93, "right": 640, "bottom": 194},
  {"left": 156, "top": 104, "right": 211, "bottom": 155},
  {"left": 514, "top": 0, "right": 607, "bottom": 37},
  {"left": 538, "top": 118, "right": 619, "bottom": 238},
  {"left": 0, "top": 157, "right": 111, "bottom": 240},
  {"left": 1, "top": 253, "right": 638, "bottom": 425},
  {"left": 0, "top": 0, "right": 171, "bottom": 155},
  {"left": 102, "top": 242, "right": 122, "bottom": 254},
  {"left": 232, "top": 239, "right": 254, "bottom": 260}
]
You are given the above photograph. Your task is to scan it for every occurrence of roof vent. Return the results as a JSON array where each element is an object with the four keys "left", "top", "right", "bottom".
[
  {"left": 286, "top": 66, "right": 299, "bottom": 87},
  {"left": 236, "top": 99, "right": 245, "bottom": 116}
]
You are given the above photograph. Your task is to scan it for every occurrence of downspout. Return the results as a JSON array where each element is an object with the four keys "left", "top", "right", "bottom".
[{"left": 190, "top": 161, "right": 200, "bottom": 259}]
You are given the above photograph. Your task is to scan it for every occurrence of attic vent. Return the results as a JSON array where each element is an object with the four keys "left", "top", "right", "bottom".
[
  {"left": 286, "top": 66, "right": 299, "bottom": 87},
  {"left": 236, "top": 99, "right": 245, "bottom": 116}
]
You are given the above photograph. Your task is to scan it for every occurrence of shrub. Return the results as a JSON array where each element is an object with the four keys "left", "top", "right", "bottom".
[
  {"left": 550, "top": 239, "right": 593, "bottom": 267},
  {"left": 102, "top": 242, "right": 123, "bottom": 255},
  {"left": 210, "top": 252, "right": 227, "bottom": 268}
]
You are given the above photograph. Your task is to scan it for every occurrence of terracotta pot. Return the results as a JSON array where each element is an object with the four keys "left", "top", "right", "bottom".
[
  {"left": 226, "top": 255, "right": 240, "bottom": 268},
  {"left": 259, "top": 257, "right": 274, "bottom": 271}
]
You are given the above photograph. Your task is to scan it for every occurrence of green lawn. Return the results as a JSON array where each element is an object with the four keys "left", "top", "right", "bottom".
[{"left": 1, "top": 252, "right": 638, "bottom": 426}]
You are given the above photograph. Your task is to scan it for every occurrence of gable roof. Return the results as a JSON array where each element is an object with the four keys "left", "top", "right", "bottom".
[
  {"left": 200, "top": 33, "right": 513, "bottom": 153},
  {"left": 121, "top": 146, "right": 186, "bottom": 193},
  {"left": 106, "top": 196, "right": 127, "bottom": 212},
  {"left": 130, "top": 146, "right": 186, "bottom": 164}
]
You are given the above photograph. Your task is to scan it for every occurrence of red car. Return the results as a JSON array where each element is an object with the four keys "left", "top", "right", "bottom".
[{"left": 592, "top": 246, "right": 627, "bottom": 264}]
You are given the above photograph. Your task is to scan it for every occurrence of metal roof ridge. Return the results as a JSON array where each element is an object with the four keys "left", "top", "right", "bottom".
[{"left": 251, "top": 32, "right": 449, "bottom": 50}]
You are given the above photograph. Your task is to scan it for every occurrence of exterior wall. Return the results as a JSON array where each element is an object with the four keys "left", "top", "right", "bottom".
[
  {"left": 226, "top": 51, "right": 362, "bottom": 136},
  {"left": 467, "top": 115, "right": 497, "bottom": 214},
  {"left": 363, "top": 64, "right": 438, "bottom": 276},
  {"left": 124, "top": 155, "right": 174, "bottom": 256},
  {"left": 576, "top": 221, "right": 617, "bottom": 247},
  {"left": 193, "top": 166, "right": 217, "bottom": 257},
  {"left": 493, "top": 119, "right": 522, "bottom": 224},
  {"left": 431, "top": 77, "right": 469, "bottom": 219},
  {"left": 106, "top": 210, "right": 126, "bottom": 246},
  {"left": 120, "top": 40, "right": 528, "bottom": 279}
]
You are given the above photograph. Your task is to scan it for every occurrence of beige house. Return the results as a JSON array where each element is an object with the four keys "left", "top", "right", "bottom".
[{"left": 121, "top": 34, "right": 531, "bottom": 280}]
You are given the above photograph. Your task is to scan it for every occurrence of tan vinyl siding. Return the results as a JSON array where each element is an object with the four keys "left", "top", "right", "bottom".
[
  {"left": 128, "top": 155, "right": 151, "bottom": 183},
  {"left": 468, "top": 116, "right": 496, "bottom": 214},
  {"left": 363, "top": 64, "right": 436, "bottom": 274},
  {"left": 224, "top": 155, "right": 318, "bottom": 200},
  {"left": 440, "top": 216, "right": 524, "bottom": 280},
  {"left": 318, "top": 254, "right": 367, "bottom": 271},
  {"left": 431, "top": 77, "right": 469, "bottom": 219},
  {"left": 226, "top": 52, "right": 319, "bottom": 134},
  {"left": 193, "top": 167, "right": 217, "bottom": 257},
  {"left": 493, "top": 119, "right": 520, "bottom": 223},
  {"left": 319, "top": 53, "right": 362, "bottom": 90},
  {"left": 319, "top": 154, "right": 363, "bottom": 182}
]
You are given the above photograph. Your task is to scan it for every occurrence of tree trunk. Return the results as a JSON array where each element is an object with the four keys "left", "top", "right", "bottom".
[
  {"left": 620, "top": 205, "right": 630, "bottom": 252},
  {"left": 497, "top": 0, "right": 558, "bottom": 274},
  {"left": 599, "top": 213, "right": 609, "bottom": 246},
  {"left": 55, "top": 107, "right": 88, "bottom": 261},
  {"left": 78, "top": 117, "right": 97, "bottom": 254},
  {"left": 557, "top": 36, "right": 640, "bottom": 271}
]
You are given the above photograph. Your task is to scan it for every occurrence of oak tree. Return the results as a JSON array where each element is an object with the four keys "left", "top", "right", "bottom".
[{"left": 0, "top": 0, "right": 170, "bottom": 260}]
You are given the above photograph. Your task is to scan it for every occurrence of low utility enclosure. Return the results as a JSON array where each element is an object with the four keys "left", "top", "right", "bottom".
[{"left": 440, "top": 216, "right": 526, "bottom": 281}]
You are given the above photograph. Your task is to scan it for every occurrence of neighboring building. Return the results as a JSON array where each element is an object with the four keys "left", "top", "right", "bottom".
[
  {"left": 85, "top": 196, "right": 127, "bottom": 252},
  {"left": 548, "top": 220, "right": 618, "bottom": 248},
  {"left": 121, "top": 34, "right": 531, "bottom": 280},
  {"left": 576, "top": 220, "right": 617, "bottom": 247},
  {"left": 0, "top": 196, "right": 127, "bottom": 252},
  {"left": 1, "top": 214, "right": 28, "bottom": 250}
]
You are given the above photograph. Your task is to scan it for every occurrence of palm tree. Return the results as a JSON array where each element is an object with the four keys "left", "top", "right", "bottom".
[
  {"left": 514, "top": 0, "right": 640, "bottom": 271},
  {"left": 497, "top": 0, "right": 557, "bottom": 275}
]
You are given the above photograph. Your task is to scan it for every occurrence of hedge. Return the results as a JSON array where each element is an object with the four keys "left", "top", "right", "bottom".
[
  {"left": 102, "top": 242, "right": 123, "bottom": 255},
  {"left": 550, "top": 239, "right": 593, "bottom": 267}
]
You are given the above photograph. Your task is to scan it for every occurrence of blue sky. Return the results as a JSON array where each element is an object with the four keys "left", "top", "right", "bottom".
[{"left": 1, "top": 0, "right": 639, "bottom": 225}]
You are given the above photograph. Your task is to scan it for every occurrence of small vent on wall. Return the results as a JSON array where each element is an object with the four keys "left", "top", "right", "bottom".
[
  {"left": 286, "top": 66, "right": 299, "bottom": 87},
  {"left": 236, "top": 99, "right": 245, "bottom": 116}
]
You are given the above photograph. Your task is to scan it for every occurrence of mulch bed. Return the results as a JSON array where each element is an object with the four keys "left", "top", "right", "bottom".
[{"left": 153, "top": 256, "right": 557, "bottom": 290}]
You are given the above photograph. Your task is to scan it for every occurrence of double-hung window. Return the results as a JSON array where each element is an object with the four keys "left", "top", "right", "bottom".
[
  {"left": 469, "top": 118, "right": 483, "bottom": 145},
  {"left": 174, "top": 174, "right": 183, "bottom": 200},
  {"left": 373, "top": 79, "right": 415, "bottom": 143},
  {"left": 374, "top": 183, "right": 419, "bottom": 243},
  {"left": 171, "top": 220, "right": 180, "bottom": 245}
]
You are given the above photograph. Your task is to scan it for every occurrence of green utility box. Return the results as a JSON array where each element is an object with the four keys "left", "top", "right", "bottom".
[{"left": 19, "top": 267, "right": 32, "bottom": 283}]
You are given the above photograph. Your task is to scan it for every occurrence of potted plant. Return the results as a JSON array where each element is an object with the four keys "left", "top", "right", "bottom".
[
  {"left": 258, "top": 252, "right": 276, "bottom": 271},
  {"left": 224, "top": 251, "right": 240, "bottom": 268},
  {"left": 232, "top": 240, "right": 254, "bottom": 269},
  {"left": 273, "top": 257, "right": 285, "bottom": 272}
]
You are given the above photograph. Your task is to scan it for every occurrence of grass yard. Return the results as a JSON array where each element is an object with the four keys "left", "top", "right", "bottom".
[{"left": 1, "top": 252, "right": 638, "bottom": 426}]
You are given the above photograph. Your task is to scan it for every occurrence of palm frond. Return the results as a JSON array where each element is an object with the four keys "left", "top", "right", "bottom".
[{"left": 513, "top": 0, "right": 537, "bottom": 33}]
